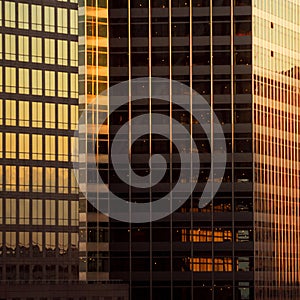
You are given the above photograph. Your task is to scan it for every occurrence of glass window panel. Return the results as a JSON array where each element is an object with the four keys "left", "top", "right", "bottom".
[
  {"left": 45, "top": 135, "right": 56, "bottom": 161},
  {"left": 45, "top": 71, "right": 56, "bottom": 96},
  {"left": 5, "top": 100, "right": 16, "bottom": 126},
  {"left": 32, "top": 167, "right": 43, "bottom": 192},
  {"left": 58, "top": 72, "right": 68, "bottom": 97},
  {"left": 0, "top": 199, "right": 2, "bottom": 224},
  {"left": 58, "top": 168, "right": 68, "bottom": 194},
  {"left": 18, "top": 3, "right": 29, "bottom": 29},
  {"left": 58, "top": 136, "right": 68, "bottom": 161},
  {"left": 70, "top": 9, "right": 78, "bottom": 35},
  {"left": 57, "top": 8, "right": 68, "bottom": 34},
  {"left": 70, "top": 73, "right": 78, "bottom": 98},
  {"left": 58, "top": 201, "right": 68, "bottom": 226},
  {"left": 19, "top": 199, "right": 30, "bottom": 225},
  {"left": 70, "top": 41, "right": 78, "bottom": 67},
  {"left": 58, "top": 104, "right": 68, "bottom": 129},
  {"left": 46, "top": 167, "right": 56, "bottom": 193},
  {"left": 32, "top": 102, "right": 43, "bottom": 127},
  {"left": 44, "top": 6, "right": 55, "bottom": 32},
  {"left": 5, "top": 1, "right": 15, "bottom": 28},
  {"left": 18, "top": 35, "right": 29, "bottom": 61},
  {"left": 31, "top": 37, "right": 42, "bottom": 63},
  {"left": 71, "top": 201, "right": 78, "bottom": 226},
  {"left": 5, "top": 34, "right": 16, "bottom": 60},
  {"left": 19, "top": 101, "right": 29, "bottom": 127},
  {"left": 31, "top": 5, "right": 42, "bottom": 31},
  {"left": 32, "top": 232, "right": 43, "bottom": 254},
  {"left": 45, "top": 232, "right": 56, "bottom": 252},
  {"left": 32, "top": 69, "right": 43, "bottom": 95},
  {"left": 5, "top": 165, "right": 16, "bottom": 191},
  {"left": 0, "top": 100, "right": 2, "bottom": 125},
  {"left": 19, "top": 68, "right": 30, "bottom": 94},
  {"left": 58, "top": 232, "right": 68, "bottom": 254},
  {"left": 5, "top": 132, "right": 16, "bottom": 159},
  {"left": 19, "top": 134, "right": 29, "bottom": 159},
  {"left": 32, "top": 134, "right": 43, "bottom": 160},
  {"left": 0, "top": 132, "right": 2, "bottom": 158},
  {"left": 32, "top": 200, "right": 43, "bottom": 225},
  {"left": 45, "top": 39, "right": 55, "bottom": 64},
  {"left": 5, "top": 198, "right": 16, "bottom": 224},
  {"left": 5, "top": 67, "right": 16, "bottom": 93},
  {"left": 70, "top": 105, "right": 78, "bottom": 130},
  {"left": 45, "top": 200, "right": 56, "bottom": 226},
  {"left": 58, "top": 40, "right": 68, "bottom": 65},
  {"left": 45, "top": 103, "right": 56, "bottom": 129},
  {"left": 19, "top": 166, "right": 30, "bottom": 192}
]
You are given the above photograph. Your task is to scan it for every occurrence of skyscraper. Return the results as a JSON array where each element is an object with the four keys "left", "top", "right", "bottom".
[
  {"left": 0, "top": 0, "right": 79, "bottom": 283},
  {"left": 79, "top": 0, "right": 300, "bottom": 300}
]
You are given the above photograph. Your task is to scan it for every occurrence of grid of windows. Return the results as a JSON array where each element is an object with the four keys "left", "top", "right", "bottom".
[{"left": 0, "top": 0, "right": 79, "bottom": 284}]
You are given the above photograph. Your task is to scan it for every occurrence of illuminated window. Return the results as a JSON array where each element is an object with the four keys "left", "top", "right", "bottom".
[
  {"left": 5, "top": 67, "right": 16, "bottom": 93},
  {"left": 57, "top": 8, "right": 68, "bottom": 34},
  {"left": 58, "top": 104, "right": 68, "bottom": 129},
  {"left": 58, "top": 201, "right": 68, "bottom": 225},
  {"left": 45, "top": 39, "right": 55, "bottom": 64},
  {"left": 70, "top": 9, "right": 78, "bottom": 35},
  {"left": 45, "top": 135, "right": 56, "bottom": 161},
  {"left": 45, "top": 71, "right": 56, "bottom": 96},
  {"left": 45, "top": 103, "right": 56, "bottom": 128},
  {"left": 19, "top": 134, "right": 29, "bottom": 159},
  {"left": 0, "top": 132, "right": 2, "bottom": 158},
  {"left": 32, "top": 232, "right": 43, "bottom": 254},
  {"left": 58, "top": 72, "right": 68, "bottom": 97},
  {"left": 5, "top": 34, "right": 16, "bottom": 60},
  {"left": 44, "top": 6, "right": 55, "bottom": 32},
  {"left": 18, "top": 35, "right": 29, "bottom": 61},
  {"left": 31, "top": 5, "right": 42, "bottom": 31},
  {"left": 46, "top": 167, "right": 56, "bottom": 193},
  {"left": 70, "top": 105, "right": 78, "bottom": 130},
  {"left": 70, "top": 73, "right": 78, "bottom": 98},
  {"left": 58, "top": 136, "right": 68, "bottom": 161},
  {"left": 19, "top": 166, "right": 30, "bottom": 192},
  {"left": 19, "top": 199, "right": 30, "bottom": 225},
  {"left": 45, "top": 200, "right": 56, "bottom": 226},
  {"left": 58, "top": 40, "right": 68, "bottom": 65},
  {"left": 71, "top": 169, "right": 78, "bottom": 194},
  {"left": 58, "top": 168, "right": 69, "bottom": 193},
  {"left": 70, "top": 137, "right": 78, "bottom": 163},
  {"left": 5, "top": 165, "right": 16, "bottom": 191},
  {"left": 32, "top": 37, "right": 42, "bottom": 63},
  {"left": 71, "top": 201, "right": 78, "bottom": 226},
  {"left": 58, "top": 232, "right": 68, "bottom": 254},
  {"left": 32, "top": 134, "right": 43, "bottom": 160},
  {"left": 70, "top": 41, "right": 78, "bottom": 67},
  {"left": 5, "top": 100, "right": 16, "bottom": 126},
  {"left": 0, "top": 166, "right": 2, "bottom": 190},
  {"left": 5, "top": 198, "right": 16, "bottom": 224},
  {"left": 5, "top": 132, "right": 16, "bottom": 159},
  {"left": 19, "top": 68, "right": 30, "bottom": 94},
  {"left": 32, "top": 102, "right": 43, "bottom": 127},
  {"left": 18, "top": 3, "right": 29, "bottom": 29},
  {"left": 19, "top": 101, "right": 29, "bottom": 127},
  {"left": 45, "top": 232, "right": 56, "bottom": 254},
  {"left": 32, "top": 200, "right": 43, "bottom": 225},
  {"left": 0, "top": 34, "right": 2, "bottom": 59},
  {"left": 32, "top": 69, "right": 43, "bottom": 95},
  {"left": 32, "top": 167, "right": 43, "bottom": 192},
  {"left": 5, "top": 1, "right": 15, "bottom": 28}
]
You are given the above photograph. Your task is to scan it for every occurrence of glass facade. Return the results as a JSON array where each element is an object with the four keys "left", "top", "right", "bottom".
[
  {"left": 253, "top": 0, "right": 300, "bottom": 299},
  {"left": 0, "top": 0, "right": 79, "bottom": 283},
  {"left": 79, "top": 1, "right": 255, "bottom": 299}
]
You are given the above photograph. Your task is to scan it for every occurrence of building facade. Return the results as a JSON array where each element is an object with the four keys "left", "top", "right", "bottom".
[
  {"left": 78, "top": 0, "right": 300, "bottom": 300},
  {"left": 0, "top": 0, "right": 79, "bottom": 284}
]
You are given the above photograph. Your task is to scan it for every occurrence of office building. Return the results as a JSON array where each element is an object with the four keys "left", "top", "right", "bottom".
[{"left": 78, "top": 0, "right": 300, "bottom": 300}]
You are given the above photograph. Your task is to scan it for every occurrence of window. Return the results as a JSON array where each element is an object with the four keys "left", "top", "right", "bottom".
[
  {"left": 5, "top": 132, "right": 16, "bottom": 159},
  {"left": 19, "top": 101, "right": 29, "bottom": 127},
  {"left": 45, "top": 39, "right": 55, "bottom": 64},
  {"left": 45, "top": 103, "right": 56, "bottom": 128},
  {"left": 5, "top": 34, "right": 16, "bottom": 60},
  {"left": 58, "top": 104, "right": 68, "bottom": 129},
  {"left": 58, "top": 201, "right": 68, "bottom": 225},
  {"left": 58, "top": 72, "right": 68, "bottom": 97},
  {"left": 32, "top": 200, "right": 43, "bottom": 225},
  {"left": 19, "top": 200, "right": 30, "bottom": 225},
  {"left": 44, "top": 6, "right": 55, "bottom": 32},
  {"left": 45, "top": 135, "right": 56, "bottom": 161},
  {"left": 70, "top": 105, "right": 78, "bottom": 130},
  {"left": 70, "top": 73, "right": 78, "bottom": 98},
  {"left": 31, "top": 5, "right": 42, "bottom": 31},
  {"left": 19, "top": 134, "right": 29, "bottom": 159},
  {"left": 32, "top": 70, "right": 43, "bottom": 95},
  {"left": 58, "top": 168, "right": 68, "bottom": 193},
  {"left": 32, "top": 167, "right": 43, "bottom": 192},
  {"left": 6, "top": 198, "right": 16, "bottom": 224},
  {"left": 19, "top": 166, "right": 30, "bottom": 192},
  {"left": 18, "top": 3, "right": 29, "bottom": 29},
  {"left": 45, "top": 200, "right": 56, "bottom": 225},
  {"left": 45, "top": 71, "right": 56, "bottom": 96},
  {"left": 57, "top": 8, "right": 68, "bottom": 34},
  {"left": 5, "top": 67, "right": 16, "bottom": 93},
  {"left": 46, "top": 167, "right": 56, "bottom": 193},
  {"left": 71, "top": 201, "right": 78, "bottom": 226},
  {"left": 32, "top": 102, "right": 43, "bottom": 127},
  {"left": 6, "top": 100, "right": 16, "bottom": 126},
  {"left": 19, "top": 68, "right": 30, "bottom": 94},
  {"left": 58, "top": 136, "right": 68, "bottom": 161},
  {"left": 18, "top": 36, "right": 29, "bottom": 61},
  {"left": 32, "top": 37, "right": 42, "bottom": 63},
  {"left": 45, "top": 232, "right": 56, "bottom": 253},
  {"left": 5, "top": 1, "right": 15, "bottom": 28},
  {"left": 70, "top": 41, "right": 78, "bottom": 67},
  {"left": 70, "top": 9, "right": 78, "bottom": 35},
  {"left": 32, "top": 134, "right": 43, "bottom": 160},
  {"left": 5, "top": 165, "right": 16, "bottom": 191}
]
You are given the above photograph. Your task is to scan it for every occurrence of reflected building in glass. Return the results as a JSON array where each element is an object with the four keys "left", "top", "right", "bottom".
[
  {"left": 78, "top": 0, "right": 300, "bottom": 300},
  {"left": 0, "top": 0, "right": 79, "bottom": 285}
]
